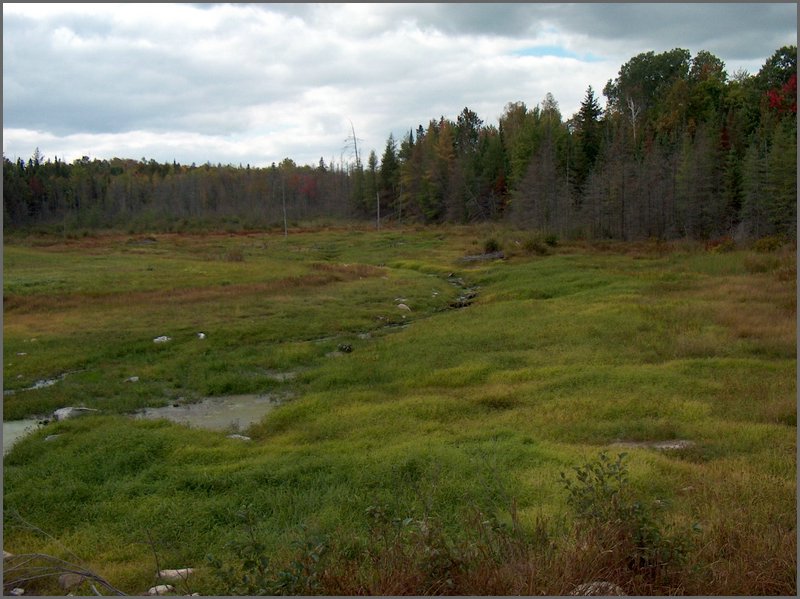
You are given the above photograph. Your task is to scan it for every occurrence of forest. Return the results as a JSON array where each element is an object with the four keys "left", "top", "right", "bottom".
[{"left": 3, "top": 45, "right": 796, "bottom": 241}]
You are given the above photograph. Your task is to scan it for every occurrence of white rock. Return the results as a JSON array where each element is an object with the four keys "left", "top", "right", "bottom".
[
  {"left": 45, "top": 434, "right": 63, "bottom": 442},
  {"left": 197, "top": 332, "right": 206, "bottom": 339},
  {"left": 146, "top": 584, "right": 174, "bottom": 595},
  {"left": 396, "top": 303, "right": 411, "bottom": 311},
  {"left": 153, "top": 336, "right": 172, "bottom": 343},
  {"left": 158, "top": 568, "right": 195, "bottom": 581},
  {"left": 125, "top": 376, "right": 140, "bottom": 383},
  {"left": 9, "top": 588, "right": 25, "bottom": 595},
  {"left": 53, "top": 407, "right": 99, "bottom": 421},
  {"left": 226, "top": 434, "right": 251, "bottom": 441}
]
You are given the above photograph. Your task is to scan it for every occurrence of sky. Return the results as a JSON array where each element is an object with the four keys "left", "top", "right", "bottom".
[{"left": 3, "top": 2, "right": 797, "bottom": 168}]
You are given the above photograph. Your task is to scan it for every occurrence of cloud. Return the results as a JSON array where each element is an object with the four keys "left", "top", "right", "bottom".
[{"left": 3, "top": 3, "right": 796, "bottom": 167}]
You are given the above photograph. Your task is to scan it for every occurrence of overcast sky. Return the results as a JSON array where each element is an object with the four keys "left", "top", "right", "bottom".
[{"left": 3, "top": 3, "right": 797, "bottom": 168}]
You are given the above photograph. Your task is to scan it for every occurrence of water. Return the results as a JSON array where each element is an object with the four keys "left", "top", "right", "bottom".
[
  {"left": 3, "top": 394, "right": 286, "bottom": 454},
  {"left": 134, "top": 393, "right": 285, "bottom": 432},
  {"left": 3, "top": 419, "right": 41, "bottom": 454}
]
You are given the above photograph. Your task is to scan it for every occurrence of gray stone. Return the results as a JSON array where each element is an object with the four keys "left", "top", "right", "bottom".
[
  {"left": 396, "top": 303, "right": 411, "bottom": 311},
  {"left": 460, "top": 250, "right": 505, "bottom": 262},
  {"left": 59, "top": 573, "right": 85, "bottom": 590},
  {"left": 226, "top": 434, "right": 251, "bottom": 441},
  {"left": 44, "top": 434, "right": 63, "bottom": 442},
  {"left": 53, "top": 407, "right": 99, "bottom": 421}
]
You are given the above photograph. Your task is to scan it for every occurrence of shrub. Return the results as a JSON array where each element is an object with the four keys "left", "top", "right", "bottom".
[
  {"left": 522, "top": 236, "right": 549, "bottom": 256},
  {"left": 752, "top": 235, "right": 785, "bottom": 253},
  {"left": 559, "top": 452, "right": 694, "bottom": 581},
  {"left": 484, "top": 238, "right": 501, "bottom": 254}
]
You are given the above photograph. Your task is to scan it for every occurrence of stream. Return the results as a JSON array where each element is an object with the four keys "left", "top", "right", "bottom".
[{"left": 3, "top": 393, "right": 286, "bottom": 455}]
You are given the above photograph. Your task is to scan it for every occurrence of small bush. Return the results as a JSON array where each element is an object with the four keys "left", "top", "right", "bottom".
[
  {"left": 752, "top": 235, "right": 785, "bottom": 253},
  {"left": 483, "top": 238, "right": 501, "bottom": 254},
  {"left": 559, "top": 452, "right": 694, "bottom": 581},
  {"left": 522, "top": 236, "right": 549, "bottom": 256}
]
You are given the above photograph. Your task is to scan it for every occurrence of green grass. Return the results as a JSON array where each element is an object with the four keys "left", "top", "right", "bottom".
[{"left": 3, "top": 226, "right": 796, "bottom": 595}]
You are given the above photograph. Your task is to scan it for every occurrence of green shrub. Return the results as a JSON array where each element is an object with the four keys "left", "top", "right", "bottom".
[
  {"left": 484, "top": 238, "right": 501, "bottom": 254},
  {"left": 559, "top": 452, "right": 694, "bottom": 578},
  {"left": 522, "top": 236, "right": 549, "bottom": 256},
  {"left": 544, "top": 234, "right": 559, "bottom": 247}
]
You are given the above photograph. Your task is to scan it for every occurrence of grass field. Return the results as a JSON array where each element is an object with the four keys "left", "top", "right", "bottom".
[{"left": 2, "top": 225, "right": 796, "bottom": 595}]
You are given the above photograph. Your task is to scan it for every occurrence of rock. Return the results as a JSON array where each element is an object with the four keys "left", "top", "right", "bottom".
[
  {"left": 337, "top": 343, "right": 353, "bottom": 353},
  {"left": 158, "top": 568, "right": 195, "bottom": 582},
  {"left": 59, "top": 573, "right": 85, "bottom": 590},
  {"left": 4, "top": 550, "right": 13, "bottom": 560},
  {"left": 125, "top": 376, "right": 140, "bottom": 383},
  {"left": 226, "top": 434, "right": 251, "bottom": 441},
  {"left": 460, "top": 250, "right": 505, "bottom": 262},
  {"left": 44, "top": 434, "right": 63, "bottom": 442},
  {"left": 153, "top": 336, "right": 172, "bottom": 343},
  {"left": 9, "top": 588, "right": 25, "bottom": 596},
  {"left": 570, "top": 581, "right": 626, "bottom": 596},
  {"left": 197, "top": 332, "right": 206, "bottom": 340},
  {"left": 396, "top": 303, "right": 411, "bottom": 311},
  {"left": 612, "top": 439, "right": 694, "bottom": 451},
  {"left": 146, "top": 584, "right": 175, "bottom": 595},
  {"left": 53, "top": 407, "right": 99, "bottom": 421}
]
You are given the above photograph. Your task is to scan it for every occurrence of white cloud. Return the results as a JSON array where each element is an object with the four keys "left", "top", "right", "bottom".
[{"left": 3, "top": 3, "right": 796, "bottom": 167}]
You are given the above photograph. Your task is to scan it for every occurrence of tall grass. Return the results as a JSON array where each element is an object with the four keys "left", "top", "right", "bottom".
[{"left": 3, "top": 226, "right": 796, "bottom": 595}]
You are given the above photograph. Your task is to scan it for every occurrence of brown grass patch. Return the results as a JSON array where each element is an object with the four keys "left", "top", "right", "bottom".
[{"left": 3, "top": 265, "right": 384, "bottom": 316}]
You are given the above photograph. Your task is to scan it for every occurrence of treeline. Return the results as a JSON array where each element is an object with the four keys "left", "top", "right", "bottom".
[{"left": 4, "top": 46, "right": 796, "bottom": 240}]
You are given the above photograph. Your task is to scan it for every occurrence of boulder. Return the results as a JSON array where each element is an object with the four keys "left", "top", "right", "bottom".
[
  {"left": 146, "top": 584, "right": 174, "bottom": 595},
  {"left": 58, "top": 573, "right": 85, "bottom": 590},
  {"left": 53, "top": 407, "right": 99, "bottom": 421},
  {"left": 158, "top": 568, "right": 194, "bottom": 582},
  {"left": 396, "top": 303, "right": 411, "bottom": 311}
]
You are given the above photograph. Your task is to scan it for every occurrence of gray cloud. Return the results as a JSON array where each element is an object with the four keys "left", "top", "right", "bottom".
[{"left": 3, "top": 3, "right": 796, "bottom": 167}]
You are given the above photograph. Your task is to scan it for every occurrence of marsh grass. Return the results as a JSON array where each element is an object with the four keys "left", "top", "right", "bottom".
[{"left": 3, "top": 225, "right": 796, "bottom": 595}]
